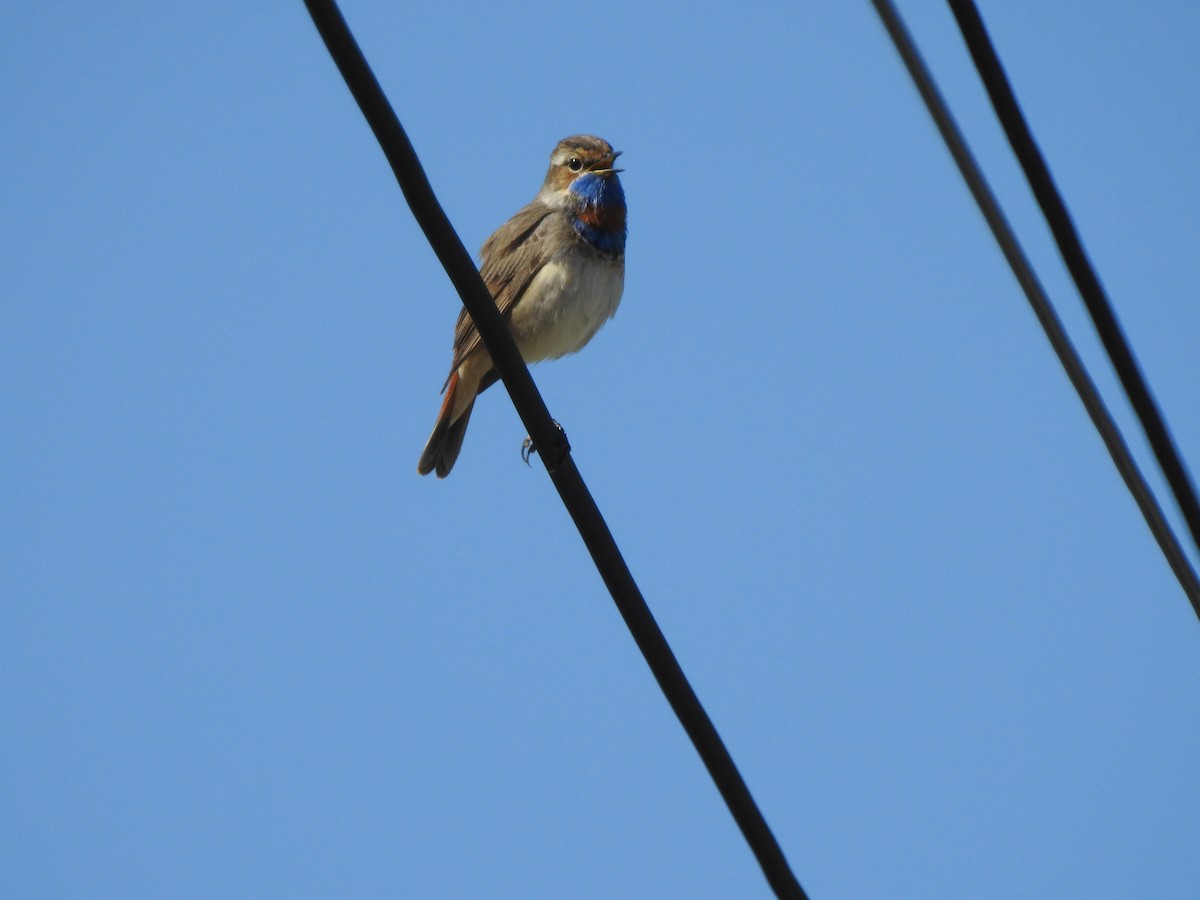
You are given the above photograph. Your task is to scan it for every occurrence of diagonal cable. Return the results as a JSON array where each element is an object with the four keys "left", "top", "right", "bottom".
[
  {"left": 946, "top": 0, "right": 1200, "bottom": 558},
  {"left": 301, "top": 1, "right": 808, "bottom": 895},
  {"left": 869, "top": 0, "right": 1200, "bottom": 618}
]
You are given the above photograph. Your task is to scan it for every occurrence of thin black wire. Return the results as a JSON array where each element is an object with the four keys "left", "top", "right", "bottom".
[
  {"left": 300, "top": 1, "right": 808, "bottom": 896},
  {"left": 946, "top": 0, "right": 1200, "bottom": 559},
  {"left": 869, "top": 0, "right": 1200, "bottom": 618}
]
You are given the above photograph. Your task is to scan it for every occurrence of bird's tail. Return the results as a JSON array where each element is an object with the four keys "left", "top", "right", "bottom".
[{"left": 417, "top": 371, "right": 475, "bottom": 478}]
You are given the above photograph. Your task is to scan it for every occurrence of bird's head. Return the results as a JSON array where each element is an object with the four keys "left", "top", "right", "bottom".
[{"left": 540, "top": 135, "right": 624, "bottom": 203}]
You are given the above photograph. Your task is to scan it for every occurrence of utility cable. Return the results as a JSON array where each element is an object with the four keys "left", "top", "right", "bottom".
[
  {"left": 947, "top": 0, "right": 1200, "bottom": 559},
  {"left": 869, "top": 0, "right": 1200, "bottom": 617},
  {"left": 301, "top": 1, "right": 809, "bottom": 895}
]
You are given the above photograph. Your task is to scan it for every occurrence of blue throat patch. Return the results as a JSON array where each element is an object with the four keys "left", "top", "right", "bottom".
[{"left": 569, "top": 173, "right": 626, "bottom": 255}]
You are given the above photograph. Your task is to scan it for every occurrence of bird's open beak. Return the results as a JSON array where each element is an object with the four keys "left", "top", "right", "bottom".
[{"left": 592, "top": 150, "right": 623, "bottom": 175}]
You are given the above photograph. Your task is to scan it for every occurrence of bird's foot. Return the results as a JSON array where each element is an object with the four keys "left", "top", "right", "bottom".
[{"left": 521, "top": 421, "right": 570, "bottom": 470}]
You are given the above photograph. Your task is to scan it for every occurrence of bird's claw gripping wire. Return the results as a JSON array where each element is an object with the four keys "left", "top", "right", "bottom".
[{"left": 522, "top": 421, "right": 570, "bottom": 469}]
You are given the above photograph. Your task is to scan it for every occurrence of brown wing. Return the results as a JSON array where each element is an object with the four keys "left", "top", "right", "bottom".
[{"left": 448, "top": 201, "right": 560, "bottom": 374}]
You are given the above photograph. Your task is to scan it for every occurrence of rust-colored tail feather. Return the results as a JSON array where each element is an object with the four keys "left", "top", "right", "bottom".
[{"left": 417, "top": 371, "right": 475, "bottom": 478}]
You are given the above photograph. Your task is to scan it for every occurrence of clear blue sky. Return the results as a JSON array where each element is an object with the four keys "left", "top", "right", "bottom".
[{"left": 4, "top": 2, "right": 1199, "bottom": 897}]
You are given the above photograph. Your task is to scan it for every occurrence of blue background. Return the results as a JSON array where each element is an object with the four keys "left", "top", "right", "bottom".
[{"left": 5, "top": 2, "right": 1199, "bottom": 897}]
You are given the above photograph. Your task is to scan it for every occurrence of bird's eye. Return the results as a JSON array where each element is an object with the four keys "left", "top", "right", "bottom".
[{"left": 566, "top": 157, "right": 583, "bottom": 172}]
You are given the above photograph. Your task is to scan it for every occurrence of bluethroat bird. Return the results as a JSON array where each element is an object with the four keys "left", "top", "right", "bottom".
[{"left": 417, "top": 135, "right": 626, "bottom": 477}]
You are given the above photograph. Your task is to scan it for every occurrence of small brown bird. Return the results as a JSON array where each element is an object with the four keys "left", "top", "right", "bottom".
[{"left": 417, "top": 135, "right": 627, "bottom": 477}]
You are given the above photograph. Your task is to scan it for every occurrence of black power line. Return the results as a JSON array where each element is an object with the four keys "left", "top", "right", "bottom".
[
  {"left": 300, "top": 1, "right": 808, "bottom": 896},
  {"left": 946, "top": 0, "right": 1200, "bottom": 559},
  {"left": 869, "top": 0, "right": 1200, "bottom": 617}
]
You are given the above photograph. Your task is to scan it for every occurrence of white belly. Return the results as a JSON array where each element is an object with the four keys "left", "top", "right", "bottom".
[{"left": 509, "top": 252, "right": 625, "bottom": 363}]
